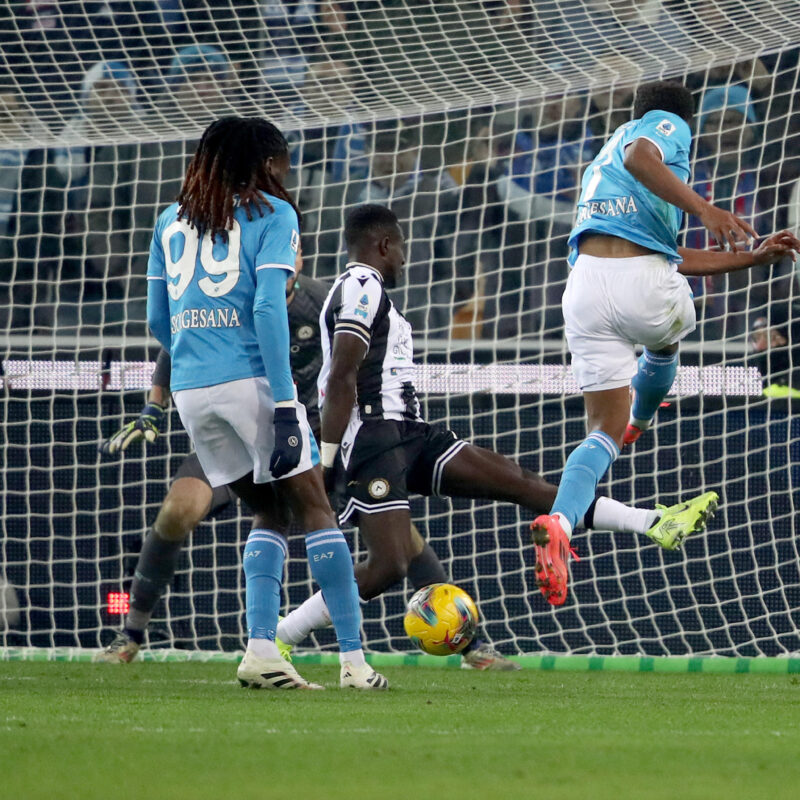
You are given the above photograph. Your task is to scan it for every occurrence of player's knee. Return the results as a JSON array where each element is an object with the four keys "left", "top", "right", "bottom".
[
  {"left": 520, "top": 467, "right": 552, "bottom": 491},
  {"left": 587, "top": 414, "right": 628, "bottom": 450},
  {"left": 383, "top": 546, "right": 413, "bottom": 585},
  {"left": 295, "top": 496, "right": 337, "bottom": 532},
  {"left": 495, "top": 454, "right": 544, "bottom": 492},
  {"left": 494, "top": 462, "right": 544, "bottom": 499},
  {"left": 253, "top": 509, "right": 290, "bottom": 535},
  {"left": 156, "top": 486, "right": 211, "bottom": 541},
  {"left": 600, "top": 424, "right": 627, "bottom": 450}
]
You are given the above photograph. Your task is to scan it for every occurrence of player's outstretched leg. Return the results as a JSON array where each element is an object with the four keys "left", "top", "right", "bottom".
[
  {"left": 436, "top": 407, "right": 715, "bottom": 606},
  {"left": 625, "top": 346, "right": 679, "bottom": 446},
  {"left": 95, "top": 474, "right": 214, "bottom": 663},
  {"left": 434, "top": 436, "right": 686, "bottom": 543}
]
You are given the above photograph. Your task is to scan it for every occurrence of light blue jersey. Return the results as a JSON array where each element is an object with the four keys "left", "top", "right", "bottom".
[
  {"left": 146, "top": 196, "right": 300, "bottom": 393},
  {"left": 568, "top": 110, "right": 692, "bottom": 265}
]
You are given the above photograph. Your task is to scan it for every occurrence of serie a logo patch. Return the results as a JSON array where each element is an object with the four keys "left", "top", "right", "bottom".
[{"left": 656, "top": 119, "right": 676, "bottom": 136}]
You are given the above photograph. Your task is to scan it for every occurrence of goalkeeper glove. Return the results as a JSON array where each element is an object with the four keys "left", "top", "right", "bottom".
[
  {"left": 100, "top": 402, "right": 166, "bottom": 455},
  {"left": 270, "top": 406, "right": 303, "bottom": 479}
]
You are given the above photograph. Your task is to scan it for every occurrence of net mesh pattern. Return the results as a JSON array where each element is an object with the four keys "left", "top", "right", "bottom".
[{"left": 1, "top": 0, "right": 799, "bottom": 655}]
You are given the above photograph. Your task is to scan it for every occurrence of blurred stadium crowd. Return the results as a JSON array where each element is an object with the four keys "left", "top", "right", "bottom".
[{"left": 0, "top": 1, "right": 798, "bottom": 353}]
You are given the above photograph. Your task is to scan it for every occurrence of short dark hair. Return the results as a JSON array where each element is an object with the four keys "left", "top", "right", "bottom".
[
  {"left": 634, "top": 80, "right": 694, "bottom": 123},
  {"left": 344, "top": 204, "right": 400, "bottom": 251}
]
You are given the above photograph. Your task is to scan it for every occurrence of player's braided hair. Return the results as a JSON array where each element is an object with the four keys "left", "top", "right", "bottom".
[
  {"left": 177, "top": 116, "right": 300, "bottom": 242},
  {"left": 633, "top": 80, "right": 695, "bottom": 123}
]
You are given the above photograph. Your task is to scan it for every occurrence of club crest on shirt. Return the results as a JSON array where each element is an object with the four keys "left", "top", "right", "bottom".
[{"left": 368, "top": 478, "right": 389, "bottom": 499}]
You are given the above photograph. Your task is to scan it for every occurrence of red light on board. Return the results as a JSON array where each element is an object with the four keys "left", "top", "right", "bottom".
[{"left": 107, "top": 592, "right": 130, "bottom": 615}]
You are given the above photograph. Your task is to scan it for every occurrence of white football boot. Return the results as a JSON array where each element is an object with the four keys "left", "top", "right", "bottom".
[
  {"left": 237, "top": 650, "right": 324, "bottom": 690},
  {"left": 340, "top": 660, "right": 389, "bottom": 689}
]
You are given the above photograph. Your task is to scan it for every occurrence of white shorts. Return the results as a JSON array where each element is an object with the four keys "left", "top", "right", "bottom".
[
  {"left": 173, "top": 377, "right": 318, "bottom": 487},
  {"left": 563, "top": 253, "right": 696, "bottom": 392}
]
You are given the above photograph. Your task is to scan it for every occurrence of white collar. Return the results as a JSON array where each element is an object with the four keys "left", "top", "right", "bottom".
[{"left": 345, "top": 261, "right": 383, "bottom": 283}]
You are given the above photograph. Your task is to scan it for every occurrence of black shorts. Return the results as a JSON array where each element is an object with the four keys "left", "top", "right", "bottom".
[
  {"left": 340, "top": 419, "right": 466, "bottom": 524},
  {"left": 173, "top": 452, "right": 237, "bottom": 517}
]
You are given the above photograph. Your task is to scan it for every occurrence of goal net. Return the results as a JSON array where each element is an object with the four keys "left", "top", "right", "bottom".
[{"left": 2, "top": 1, "right": 800, "bottom": 658}]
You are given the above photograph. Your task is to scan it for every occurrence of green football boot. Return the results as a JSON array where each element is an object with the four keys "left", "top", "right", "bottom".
[
  {"left": 646, "top": 491, "right": 719, "bottom": 551},
  {"left": 276, "top": 616, "right": 293, "bottom": 662}
]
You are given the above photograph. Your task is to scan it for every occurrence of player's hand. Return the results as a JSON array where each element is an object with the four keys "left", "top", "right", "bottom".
[
  {"left": 750, "top": 230, "right": 800, "bottom": 266},
  {"left": 100, "top": 402, "right": 166, "bottom": 455},
  {"left": 698, "top": 203, "right": 758, "bottom": 252},
  {"left": 271, "top": 406, "right": 303, "bottom": 479}
]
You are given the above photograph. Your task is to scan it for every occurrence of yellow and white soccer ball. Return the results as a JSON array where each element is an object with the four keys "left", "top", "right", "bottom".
[{"left": 403, "top": 583, "right": 479, "bottom": 656}]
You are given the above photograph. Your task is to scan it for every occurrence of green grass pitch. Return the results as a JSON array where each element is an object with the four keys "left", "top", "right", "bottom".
[{"left": 2, "top": 661, "right": 800, "bottom": 800}]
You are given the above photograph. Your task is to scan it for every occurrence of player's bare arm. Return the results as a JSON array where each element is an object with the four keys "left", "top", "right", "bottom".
[
  {"left": 677, "top": 230, "right": 800, "bottom": 276},
  {"left": 147, "top": 383, "right": 169, "bottom": 407},
  {"left": 320, "top": 332, "right": 367, "bottom": 482},
  {"left": 624, "top": 137, "right": 758, "bottom": 251}
]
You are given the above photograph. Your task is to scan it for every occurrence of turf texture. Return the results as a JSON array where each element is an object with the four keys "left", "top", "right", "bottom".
[{"left": 2, "top": 662, "right": 800, "bottom": 800}]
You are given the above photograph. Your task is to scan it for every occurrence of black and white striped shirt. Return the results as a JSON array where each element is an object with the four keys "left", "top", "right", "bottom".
[{"left": 318, "top": 262, "right": 421, "bottom": 453}]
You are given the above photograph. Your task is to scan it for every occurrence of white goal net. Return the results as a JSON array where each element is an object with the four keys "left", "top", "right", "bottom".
[{"left": 2, "top": 1, "right": 800, "bottom": 657}]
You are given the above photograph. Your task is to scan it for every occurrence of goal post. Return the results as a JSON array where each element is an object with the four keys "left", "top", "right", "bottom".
[{"left": 1, "top": 1, "right": 800, "bottom": 658}]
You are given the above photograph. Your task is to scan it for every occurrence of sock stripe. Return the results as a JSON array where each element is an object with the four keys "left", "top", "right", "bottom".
[
  {"left": 246, "top": 537, "right": 287, "bottom": 558},
  {"left": 586, "top": 432, "right": 620, "bottom": 460},
  {"left": 306, "top": 537, "right": 347, "bottom": 550},
  {"left": 306, "top": 529, "right": 344, "bottom": 545},
  {"left": 248, "top": 529, "right": 285, "bottom": 540},
  {"left": 246, "top": 530, "right": 288, "bottom": 558}
]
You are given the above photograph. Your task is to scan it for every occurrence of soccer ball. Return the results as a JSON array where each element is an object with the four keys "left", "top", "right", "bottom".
[{"left": 403, "top": 583, "right": 479, "bottom": 656}]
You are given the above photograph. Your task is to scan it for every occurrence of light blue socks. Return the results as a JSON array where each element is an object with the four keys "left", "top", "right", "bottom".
[
  {"left": 305, "top": 529, "right": 362, "bottom": 653},
  {"left": 551, "top": 431, "right": 620, "bottom": 531},
  {"left": 630, "top": 348, "right": 679, "bottom": 429},
  {"left": 242, "top": 529, "right": 286, "bottom": 642}
]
